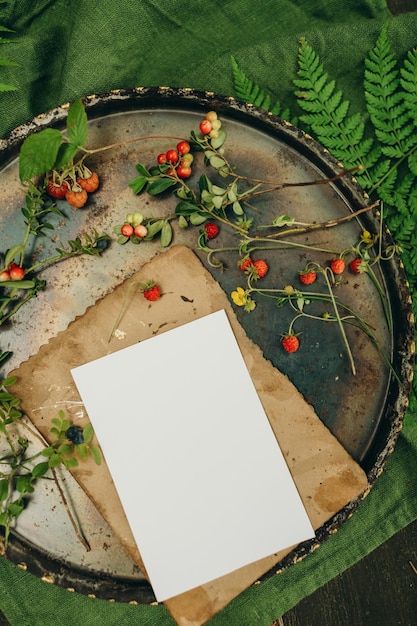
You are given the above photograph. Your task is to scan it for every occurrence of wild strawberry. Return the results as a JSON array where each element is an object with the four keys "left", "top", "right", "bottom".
[
  {"left": 299, "top": 269, "right": 317, "bottom": 285},
  {"left": 330, "top": 258, "right": 346, "bottom": 275},
  {"left": 121, "top": 223, "right": 134, "bottom": 237},
  {"left": 142, "top": 282, "right": 161, "bottom": 302},
  {"left": 0, "top": 270, "right": 10, "bottom": 282},
  {"left": 252, "top": 259, "right": 269, "bottom": 278},
  {"left": 349, "top": 258, "right": 363, "bottom": 273},
  {"left": 281, "top": 334, "right": 300, "bottom": 353},
  {"left": 65, "top": 188, "right": 88, "bottom": 208},
  {"left": 77, "top": 172, "right": 99, "bottom": 192},
  {"left": 46, "top": 179, "right": 70, "bottom": 199},
  {"left": 9, "top": 265, "right": 25, "bottom": 280},
  {"left": 204, "top": 222, "right": 219, "bottom": 239},
  {"left": 238, "top": 257, "right": 253, "bottom": 271}
]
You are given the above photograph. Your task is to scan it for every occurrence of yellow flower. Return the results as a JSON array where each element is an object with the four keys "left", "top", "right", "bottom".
[
  {"left": 231, "top": 287, "right": 247, "bottom": 306},
  {"left": 361, "top": 229, "right": 373, "bottom": 244},
  {"left": 231, "top": 287, "right": 256, "bottom": 311}
]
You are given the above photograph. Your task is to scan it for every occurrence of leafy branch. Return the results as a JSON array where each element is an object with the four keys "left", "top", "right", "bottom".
[{"left": 0, "top": 376, "right": 101, "bottom": 548}]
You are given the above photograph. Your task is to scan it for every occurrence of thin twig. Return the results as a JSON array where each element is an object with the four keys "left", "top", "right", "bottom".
[{"left": 51, "top": 467, "right": 91, "bottom": 552}]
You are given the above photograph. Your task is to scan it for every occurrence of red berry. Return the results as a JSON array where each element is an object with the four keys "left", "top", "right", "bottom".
[
  {"left": 176, "top": 141, "right": 190, "bottom": 155},
  {"left": 281, "top": 334, "right": 300, "bottom": 353},
  {"left": 121, "top": 223, "right": 134, "bottom": 237},
  {"left": 134, "top": 224, "right": 148, "bottom": 238},
  {"left": 0, "top": 270, "right": 10, "bottom": 282},
  {"left": 330, "top": 258, "right": 346, "bottom": 275},
  {"left": 349, "top": 258, "right": 363, "bottom": 273},
  {"left": 204, "top": 222, "right": 219, "bottom": 239},
  {"left": 238, "top": 258, "right": 253, "bottom": 271},
  {"left": 9, "top": 266, "right": 25, "bottom": 280},
  {"left": 142, "top": 283, "right": 161, "bottom": 301},
  {"left": 199, "top": 119, "right": 212, "bottom": 135},
  {"left": 299, "top": 270, "right": 317, "bottom": 285},
  {"left": 177, "top": 165, "right": 192, "bottom": 179},
  {"left": 166, "top": 149, "right": 179, "bottom": 163},
  {"left": 252, "top": 259, "right": 269, "bottom": 278},
  {"left": 157, "top": 153, "right": 167, "bottom": 165},
  {"left": 46, "top": 179, "right": 70, "bottom": 199}
]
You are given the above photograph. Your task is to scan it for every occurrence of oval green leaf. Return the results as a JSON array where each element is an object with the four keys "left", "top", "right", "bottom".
[{"left": 19, "top": 128, "right": 63, "bottom": 181}]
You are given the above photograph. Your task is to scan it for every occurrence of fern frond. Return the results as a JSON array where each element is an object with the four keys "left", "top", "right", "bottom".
[
  {"left": 231, "top": 56, "right": 288, "bottom": 118},
  {"left": 364, "top": 23, "right": 416, "bottom": 159},
  {"left": 400, "top": 47, "right": 417, "bottom": 123},
  {"left": 294, "top": 38, "right": 376, "bottom": 189}
]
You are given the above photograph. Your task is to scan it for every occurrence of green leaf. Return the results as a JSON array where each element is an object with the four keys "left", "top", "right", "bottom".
[
  {"left": 63, "top": 457, "right": 79, "bottom": 469},
  {"left": 57, "top": 443, "right": 73, "bottom": 456},
  {"left": 0, "top": 478, "right": 9, "bottom": 502},
  {"left": 129, "top": 175, "right": 148, "bottom": 195},
  {"left": 89, "top": 445, "right": 102, "bottom": 466},
  {"left": 4, "top": 244, "right": 24, "bottom": 267},
  {"left": 31, "top": 461, "right": 50, "bottom": 478},
  {"left": 48, "top": 454, "right": 63, "bottom": 468},
  {"left": 144, "top": 219, "right": 165, "bottom": 238},
  {"left": 82, "top": 422, "right": 94, "bottom": 444},
  {"left": 54, "top": 142, "right": 78, "bottom": 169},
  {"left": 189, "top": 212, "right": 208, "bottom": 225},
  {"left": 146, "top": 177, "right": 176, "bottom": 195},
  {"left": 7, "top": 501, "right": 24, "bottom": 517},
  {"left": 66, "top": 99, "right": 88, "bottom": 147},
  {"left": 75, "top": 443, "right": 88, "bottom": 461},
  {"left": 210, "top": 129, "right": 227, "bottom": 149},
  {"left": 135, "top": 162, "right": 151, "bottom": 177},
  {"left": 16, "top": 474, "right": 34, "bottom": 494},
  {"left": 160, "top": 221, "right": 173, "bottom": 247},
  {"left": 232, "top": 201, "right": 243, "bottom": 215},
  {"left": 19, "top": 128, "right": 63, "bottom": 181},
  {"left": 175, "top": 201, "right": 200, "bottom": 216}
]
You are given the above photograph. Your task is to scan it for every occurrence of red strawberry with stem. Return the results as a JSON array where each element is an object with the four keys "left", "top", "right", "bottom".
[
  {"left": 281, "top": 333, "right": 300, "bottom": 353},
  {"left": 349, "top": 258, "right": 365, "bottom": 274},
  {"left": 141, "top": 281, "right": 161, "bottom": 301},
  {"left": 204, "top": 222, "right": 219, "bottom": 239},
  {"left": 299, "top": 268, "right": 317, "bottom": 285},
  {"left": 330, "top": 258, "right": 346, "bottom": 275},
  {"left": 252, "top": 259, "right": 268, "bottom": 278},
  {"left": 238, "top": 257, "right": 253, "bottom": 271}
]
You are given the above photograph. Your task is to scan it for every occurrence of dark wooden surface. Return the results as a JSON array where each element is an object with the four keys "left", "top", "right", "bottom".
[
  {"left": 387, "top": 0, "right": 417, "bottom": 14},
  {"left": 277, "top": 518, "right": 417, "bottom": 626}
]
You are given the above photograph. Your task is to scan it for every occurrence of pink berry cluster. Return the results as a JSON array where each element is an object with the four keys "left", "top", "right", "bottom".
[
  {"left": 199, "top": 110, "right": 222, "bottom": 139},
  {"left": 120, "top": 211, "right": 148, "bottom": 239},
  {"left": 157, "top": 140, "right": 193, "bottom": 179}
]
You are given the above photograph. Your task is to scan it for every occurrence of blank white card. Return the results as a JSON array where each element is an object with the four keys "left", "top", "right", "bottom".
[{"left": 71, "top": 309, "right": 314, "bottom": 601}]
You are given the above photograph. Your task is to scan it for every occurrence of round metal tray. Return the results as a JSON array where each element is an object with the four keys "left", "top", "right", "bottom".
[{"left": 0, "top": 87, "right": 414, "bottom": 601}]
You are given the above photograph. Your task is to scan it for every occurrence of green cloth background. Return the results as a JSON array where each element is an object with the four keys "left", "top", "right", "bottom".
[{"left": 1, "top": 1, "right": 417, "bottom": 624}]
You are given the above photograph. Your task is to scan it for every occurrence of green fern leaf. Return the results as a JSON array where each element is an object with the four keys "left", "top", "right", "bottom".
[
  {"left": 364, "top": 23, "right": 414, "bottom": 159},
  {"left": 231, "top": 56, "right": 286, "bottom": 117},
  {"left": 400, "top": 48, "right": 417, "bottom": 123},
  {"left": 294, "top": 37, "right": 377, "bottom": 189}
]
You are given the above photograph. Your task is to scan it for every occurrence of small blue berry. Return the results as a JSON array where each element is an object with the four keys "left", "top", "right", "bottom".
[{"left": 66, "top": 425, "right": 84, "bottom": 445}]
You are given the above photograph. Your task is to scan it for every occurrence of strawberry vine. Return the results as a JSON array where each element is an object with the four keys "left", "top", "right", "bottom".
[{"left": 231, "top": 22, "right": 417, "bottom": 426}]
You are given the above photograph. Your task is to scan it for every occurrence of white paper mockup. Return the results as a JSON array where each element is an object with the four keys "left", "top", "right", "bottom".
[{"left": 71, "top": 309, "right": 314, "bottom": 601}]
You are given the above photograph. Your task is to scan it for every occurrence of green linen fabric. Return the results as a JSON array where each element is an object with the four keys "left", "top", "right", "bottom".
[{"left": 0, "top": 1, "right": 417, "bottom": 624}]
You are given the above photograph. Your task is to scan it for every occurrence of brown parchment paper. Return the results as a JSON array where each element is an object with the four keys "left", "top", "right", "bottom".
[{"left": 11, "top": 245, "right": 368, "bottom": 626}]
